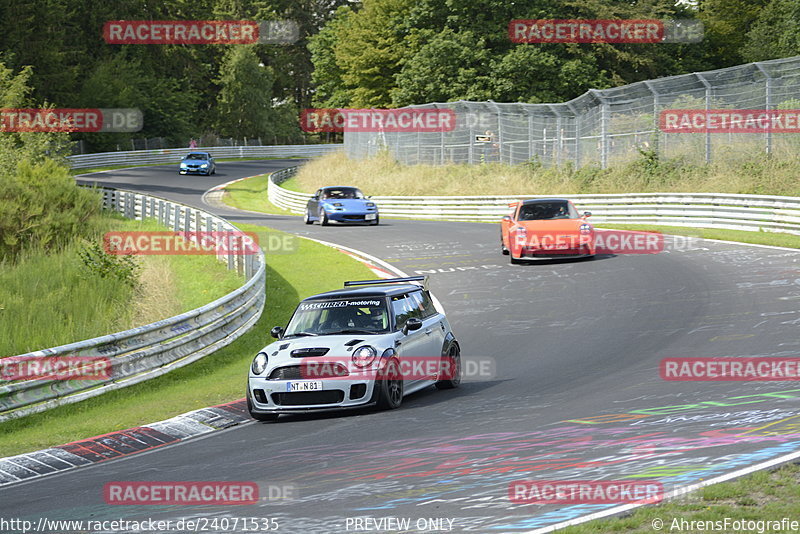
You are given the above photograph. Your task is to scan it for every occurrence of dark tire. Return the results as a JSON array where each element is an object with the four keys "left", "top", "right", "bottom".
[
  {"left": 247, "top": 396, "right": 279, "bottom": 422},
  {"left": 303, "top": 210, "right": 313, "bottom": 224},
  {"left": 501, "top": 236, "right": 509, "bottom": 255},
  {"left": 319, "top": 209, "right": 329, "bottom": 226},
  {"left": 375, "top": 358, "right": 403, "bottom": 410},
  {"left": 435, "top": 343, "right": 461, "bottom": 390},
  {"left": 371, "top": 215, "right": 379, "bottom": 226}
]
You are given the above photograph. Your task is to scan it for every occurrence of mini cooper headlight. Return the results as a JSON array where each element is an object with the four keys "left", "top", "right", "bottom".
[
  {"left": 251, "top": 352, "right": 268, "bottom": 374},
  {"left": 352, "top": 345, "right": 377, "bottom": 368}
]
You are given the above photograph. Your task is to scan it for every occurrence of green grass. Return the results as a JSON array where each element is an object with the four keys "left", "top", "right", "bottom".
[
  {"left": 0, "top": 225, "right": 374, "bottom": 457},
  {"left": 561, "top": 465, "right": 800, "bottom": 533},
  {"left": 599, "top": 224, "right": 800, "bottom": 249},
  {"left": 0, "top": 216, "right": 242, "bottom": 357},
  {"left": 221, "top": 171, "right": 295, "bottom": 215}
]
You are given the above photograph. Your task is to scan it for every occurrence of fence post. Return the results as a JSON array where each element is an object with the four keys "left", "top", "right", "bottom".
[
  {"left": 589, "top": 90, "right": 610, "bottom": 169},
  {"left": 755, "top": 62, "right": 773, "bottom": 156},
  {"left": 567, "top": 102, "right": 581, "bottom": 168},
  {"left": 489, "top": 101, "right": 502, "bottom": 164},
  {"left": 468, "top": 104, "right": 475, "bottom": 164},
  {"left": 644, "top": 80, "right": 660, "bottom": 157},
  {"left": 697, "top": 73, "right": 712, "bottom": 164}
]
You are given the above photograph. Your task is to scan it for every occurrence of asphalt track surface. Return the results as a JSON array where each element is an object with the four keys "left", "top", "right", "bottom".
[{"left": 4, "top": 159, "right": 800, "bottom": 533}]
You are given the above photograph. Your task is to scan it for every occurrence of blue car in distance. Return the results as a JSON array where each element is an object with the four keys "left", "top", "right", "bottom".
[
  {"left": 305, "top": 186, "right": 379, "bottom": 226},
  {"left": 179, "top": 152, "right": 216, "bottom": 175}
]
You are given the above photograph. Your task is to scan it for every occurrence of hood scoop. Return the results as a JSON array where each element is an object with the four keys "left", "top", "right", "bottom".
[
  {"left": 290, "top": 347, "right": 330, "bottom": 358},
  {"left": 344, "top": 339, "right": 363, "bottom": 347}
]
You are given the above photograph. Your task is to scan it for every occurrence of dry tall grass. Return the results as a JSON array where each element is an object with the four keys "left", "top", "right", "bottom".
[
  {"left": 130, "top": 256, "right": 181, "bottom": 328},
  {"left": 293, "top": 151, "right": 800, "bottom": 197}
]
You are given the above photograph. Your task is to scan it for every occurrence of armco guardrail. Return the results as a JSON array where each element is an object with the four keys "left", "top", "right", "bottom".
[
  {"left": 0, "top": 188, "right": 266, "bottom": 422},
  {"left": 67, "top": 144, "right": 342, "bottom": 170},
  {"left": 269, "top": 166, "right": 800, "bottom": 234}
]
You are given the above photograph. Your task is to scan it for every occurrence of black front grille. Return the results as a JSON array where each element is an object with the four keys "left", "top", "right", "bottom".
[
  {"left": 268, "top": 364, "right": 348, "bottom": 380},
  {"left": 272, "top": 391, "right": 344, "bottom": 406},
  {"left": 290, "top": 347, "right": 330, "bottom": 357},
  {"left": 269, "top": 366, "right": 303, "bottom": 380},
  {"left": 342, "top": 215, "right": 366, "bottom": 220}
]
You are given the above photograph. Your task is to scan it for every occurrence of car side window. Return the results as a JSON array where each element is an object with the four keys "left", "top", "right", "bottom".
[
  {"left": 407, "top": 290, "right": 437, "bottom": 319},
  {"left": 391, "top": 294, "right": 419, "bottom": 331},
  {"left": 418, "top": 290, "right": 438, "bottom": 318}
]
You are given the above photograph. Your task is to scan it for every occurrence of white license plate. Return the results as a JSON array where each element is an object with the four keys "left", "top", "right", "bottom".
[
  {"left": 365, "top": 213, "right": 377, "bottom": 220},
  {"left": 287, "top": 381, "right": 323, "bottom": 392}
]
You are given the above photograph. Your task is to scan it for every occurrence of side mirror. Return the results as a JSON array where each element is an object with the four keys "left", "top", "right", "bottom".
[
  {"left": 270, "top": 326, "right": 284, "bottom": 339},
  {"left": 583, "top": 211, "right": 592, "bottom": 218},
  {"left": 403, "top": 317, "right": 423, "bottom": 335},
  {"left": 312, "top": 195, "right": 319, "bottom": 200},
  {"left": 502, "top": 215, "right": 512, "bottom": 222}
]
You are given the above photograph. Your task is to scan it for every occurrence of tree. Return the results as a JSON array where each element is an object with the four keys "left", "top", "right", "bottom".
[
  {"left": 214, "top": 46, "right": 274, "bottom": 138},
  {"left": 742, "top": 0, "right": 800, "bottom": 61}
]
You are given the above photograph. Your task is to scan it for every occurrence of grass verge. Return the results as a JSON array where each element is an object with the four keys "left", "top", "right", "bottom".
[
  {"left": 292, "top": 151, "right": 800, "bottom": 197},
  {"left": 0, "top": 215, "right": 242, "bottom": 357},
  {"left": 221, "top": 171, "right": 295, "bottom": 216},
  {"left": 561, "top": 465, "right": 800, "bottom": 533},
  {"left": 599, "top": 224, "right": 800, "bottom": 249},
  {"left": 0, "top": 225, "right": 374, "bottom": 457}
]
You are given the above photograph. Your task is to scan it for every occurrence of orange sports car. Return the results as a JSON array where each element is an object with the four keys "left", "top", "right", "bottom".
[{"left": 500, "top": 198, "right": 596, "bottom": 263}]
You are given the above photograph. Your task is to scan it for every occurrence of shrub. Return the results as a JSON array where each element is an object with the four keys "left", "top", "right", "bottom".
[{"left": 0, "top": 159, "right": 101, "bottom": 262}]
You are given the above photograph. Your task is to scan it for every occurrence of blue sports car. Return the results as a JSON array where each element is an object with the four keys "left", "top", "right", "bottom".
[
  {"left": 304, "top": 186, "right": 379, "bottom": 226},
  {"left": 179, "top": 152, "right": 216, "bottom": 175}
]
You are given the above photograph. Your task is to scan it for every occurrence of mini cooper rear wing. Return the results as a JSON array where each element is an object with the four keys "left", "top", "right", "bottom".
[{"left": 344, "top": 276, "right": 429, "bottom": 289}]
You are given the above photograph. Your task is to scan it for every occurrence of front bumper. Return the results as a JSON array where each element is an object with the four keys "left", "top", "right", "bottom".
[
  {"left": 247, "top": 375, "right": 378, "bottom": 414},
  {"left": 324, "top": 210, "right": 378, "bottom": 222},
  {"left": 180, "top": 166, "right": 211, "bottom": 174},
  {"left": 519, "top": 245, "right": 594, "bottom": 259}
]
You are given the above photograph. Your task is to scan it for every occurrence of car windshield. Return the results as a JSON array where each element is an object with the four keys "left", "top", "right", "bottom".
[
  {"left": 283, "top": 298, "right": 389, "bottom": 337},
  {"left": 518, "top": 201, "right": 574, "bottom": 221},
  {"left": 185, "top": 153, "right": 208, "bottom": 160},
  {"left": 321, "top": 188, "right": 364, "bottom": 200}
]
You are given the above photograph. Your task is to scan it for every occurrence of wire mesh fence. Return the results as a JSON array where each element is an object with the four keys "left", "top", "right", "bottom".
[{"left": 344, "top": 56, "right": 800, "bottom": 168}]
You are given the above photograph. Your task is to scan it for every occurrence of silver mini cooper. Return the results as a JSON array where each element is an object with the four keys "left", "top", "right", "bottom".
[{"left": 247, "top": 276, "right": 461, "bottom": 422}]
